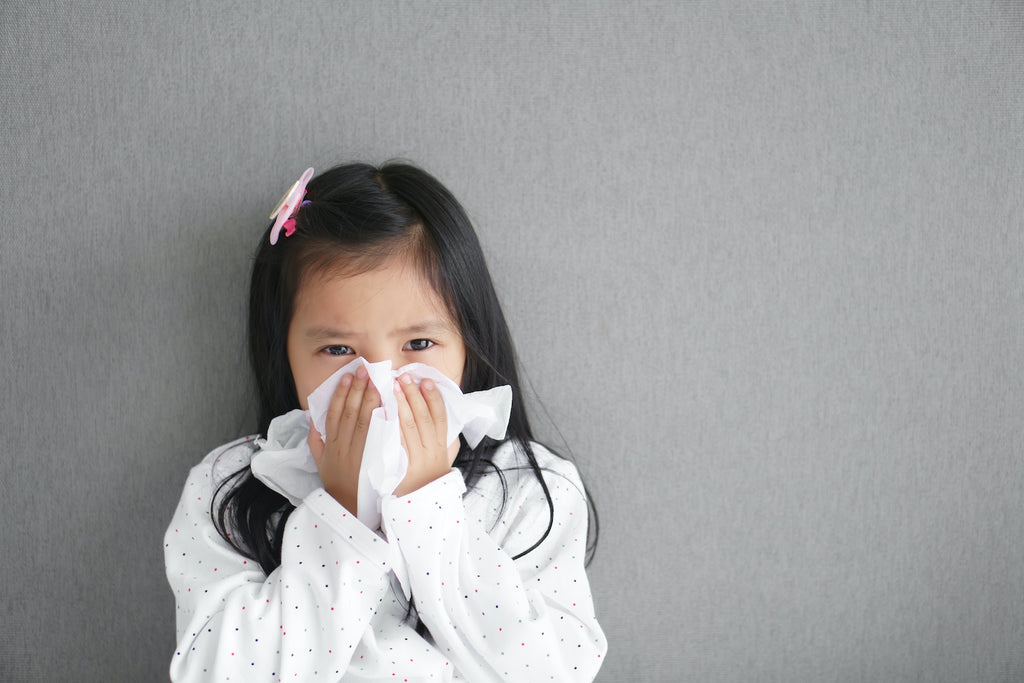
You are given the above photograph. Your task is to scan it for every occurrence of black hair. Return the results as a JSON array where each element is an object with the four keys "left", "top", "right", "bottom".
[{"left": 212, "top": 161, "right": 597, "bottom": 579}]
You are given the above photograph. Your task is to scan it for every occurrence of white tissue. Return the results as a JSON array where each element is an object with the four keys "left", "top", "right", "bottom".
[
  {"left": 250, "top": 408, "right": 320, "bottom": 507},
  {"left": 308, "top": 357, "right": 512, "bottom": 529},
  {"left": 253, "top": 357, "right": 512, "bottom": 530}
]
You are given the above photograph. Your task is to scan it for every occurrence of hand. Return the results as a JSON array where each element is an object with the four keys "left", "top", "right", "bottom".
[
  {"left": 392, "top": 374, "right": 457, "bottom": 497},
  {"left": 307, "top": 365, "right": 380, "bottom": 514}
]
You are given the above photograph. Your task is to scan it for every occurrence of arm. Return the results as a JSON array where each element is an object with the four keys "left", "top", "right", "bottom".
[
  {"left": 164, "top": 445, "right": 392, "bottom": 682},
  {"left": 381, "top": 448, "right": 607, "bottom": 682}
]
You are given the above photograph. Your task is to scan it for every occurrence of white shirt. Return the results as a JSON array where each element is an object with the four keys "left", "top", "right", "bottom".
[{"left": 164, "top": 431, "right": 606, "bottom": 681}]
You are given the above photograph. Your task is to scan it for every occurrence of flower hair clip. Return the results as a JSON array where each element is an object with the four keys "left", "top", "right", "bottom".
[{"left": 268, "top": 167, "right": 314, "bottom": 245}]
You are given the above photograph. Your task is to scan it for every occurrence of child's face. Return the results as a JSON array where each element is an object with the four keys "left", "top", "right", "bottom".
[{"left": 286, "top": 255, "right": 467, "bottom": 409}]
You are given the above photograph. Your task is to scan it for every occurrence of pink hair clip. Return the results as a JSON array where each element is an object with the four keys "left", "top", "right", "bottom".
[{"left": 268, "top": 167, "right": 314, "bottom": 245}]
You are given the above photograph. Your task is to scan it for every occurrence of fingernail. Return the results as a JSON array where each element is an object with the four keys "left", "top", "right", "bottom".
[
  {"left": 340, "top": 374, "right": 352, "bottom": 386},
  {"left": 356, "top": 366, "right": 368, "bottom": 379},
  {"left": 400, "top": 374, "right": 412, "bottom": 385},
  {"left": 421, "top": 379, "right": 434, "bottom": 391},
  {"left": 393, "top": 379, "right": 401, "bottom": 394}
]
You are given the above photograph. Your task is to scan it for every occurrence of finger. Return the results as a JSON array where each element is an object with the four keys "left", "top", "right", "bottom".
[
  {"left": 348, "top": 380, "right": 380, "bottom": 454},
  {"left": 420, "top": 379, "right": 449, "bottom": 448},
  {"left": 394, "top": 378, "right": 427, "bottom": 451},
  {"left": 337, "top": 368, "right": 371, "bottom": 440},
  {"left": 398, "top": 374, "right": 435, "bottom": 449},
  {"left": 324, "top": 372, "right": 353, "bottom": 435}
]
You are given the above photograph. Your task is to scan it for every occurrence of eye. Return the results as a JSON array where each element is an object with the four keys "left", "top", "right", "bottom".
[
  {"left": 404, "top": 339, "right": 435, "bottom": 352},
  {"left": 323, "top": 345, "right": 354, "bottom": 357}
]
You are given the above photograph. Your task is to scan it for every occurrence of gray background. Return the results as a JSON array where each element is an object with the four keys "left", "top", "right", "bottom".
[{"left": 2, "top": 2, "right": 1022, "bottom": 681}]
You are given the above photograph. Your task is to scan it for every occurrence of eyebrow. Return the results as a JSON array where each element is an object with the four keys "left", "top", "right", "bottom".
[
  {"left": 301, "top": 320, "right": 453, "bottom": 340},
  {"left": 302, "top": 326, "right": 353, "bottom": 341},
  {"left": 392, "top": 320, "right": 453, "bottom": 336}
]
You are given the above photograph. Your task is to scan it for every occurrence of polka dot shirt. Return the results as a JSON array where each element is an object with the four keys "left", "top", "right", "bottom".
[{"left": 164, "top": 438, "right": 606, "bottom": 681}]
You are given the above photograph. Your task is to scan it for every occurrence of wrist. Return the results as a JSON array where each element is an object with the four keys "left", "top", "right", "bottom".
[
  {"left": 324, "top": 482, "right": 358, "bottom": 516},
  {"left": 393, "top": 470, "right": 444, "bottom": 498}
]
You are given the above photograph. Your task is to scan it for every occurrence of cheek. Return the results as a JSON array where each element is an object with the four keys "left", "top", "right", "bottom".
[
  {"left": 286, "top": 348, "right": 312, "bottom": 409},
  {"left": 445, "top": 347, "right": 468, "bottom": 389},
  {"left": 293, "top": 366, "right": 325, "bottom": 410},
  {"left": 292, "top": 378, "right": 311, "bottom": 411},
  {"left": 295, "top": 385, "right": 311, "bottom": 411}
]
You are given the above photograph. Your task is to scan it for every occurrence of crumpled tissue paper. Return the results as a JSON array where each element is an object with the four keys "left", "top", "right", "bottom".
[{"left": 250, "top": 357, "right": 511, "bottom": 530}]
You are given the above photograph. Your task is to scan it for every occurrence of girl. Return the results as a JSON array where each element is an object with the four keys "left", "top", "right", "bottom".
[{"left": 164, "top": 162, "right": 606, "bottom": 681}]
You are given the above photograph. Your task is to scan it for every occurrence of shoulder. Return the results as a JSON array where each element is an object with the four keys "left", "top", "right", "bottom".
[
  {"left": 167, "top": 436, "right": 260, "bottom": 535},
  {"left": 464, "top": 440, "right": 590, "bottom": 558},
  {"left": 489, "top": 440, "right": 586, "bottom": 497},
  {"left": 165, "top": 436, "right": 260, "bottom": 550},
  {"left": 186, "top": 435, "right": 260, "bottom": 490},
  {"left": 466, "top": 440, "right": 588, "bottom": 516}
]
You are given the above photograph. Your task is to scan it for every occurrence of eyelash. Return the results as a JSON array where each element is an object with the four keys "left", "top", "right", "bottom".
[
  {"left": 404, "top": 339, "right": 435, "bottom": 352},
  {"left": 320, "top": 340, "right": 435, "bottom": 356}
]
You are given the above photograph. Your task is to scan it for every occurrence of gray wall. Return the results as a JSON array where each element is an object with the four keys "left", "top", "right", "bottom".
[{"left": 2, "top": 2, "right": 1022, "bottom": 681}]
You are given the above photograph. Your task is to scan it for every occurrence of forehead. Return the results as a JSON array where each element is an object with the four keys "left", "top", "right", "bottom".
[{"left": 291, "top": 256, "right": 453, "bottom": 329}]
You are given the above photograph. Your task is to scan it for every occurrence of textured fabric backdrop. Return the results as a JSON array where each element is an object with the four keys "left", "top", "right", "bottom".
[{"left": 2, "top": 2, "right": 1022, "bottom": 681}]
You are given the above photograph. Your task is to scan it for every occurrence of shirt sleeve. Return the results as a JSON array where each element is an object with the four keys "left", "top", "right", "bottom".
[
  {"left": 380, "top": 447, "right": 607, "bottom": 682},
  {"left": 164, "top": 445, "right": 393, "bottom": 682}
]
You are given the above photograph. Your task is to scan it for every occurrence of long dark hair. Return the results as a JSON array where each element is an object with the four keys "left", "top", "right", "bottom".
[{"left": 213, "top": 162, "right": 596, "bottom": 576}]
